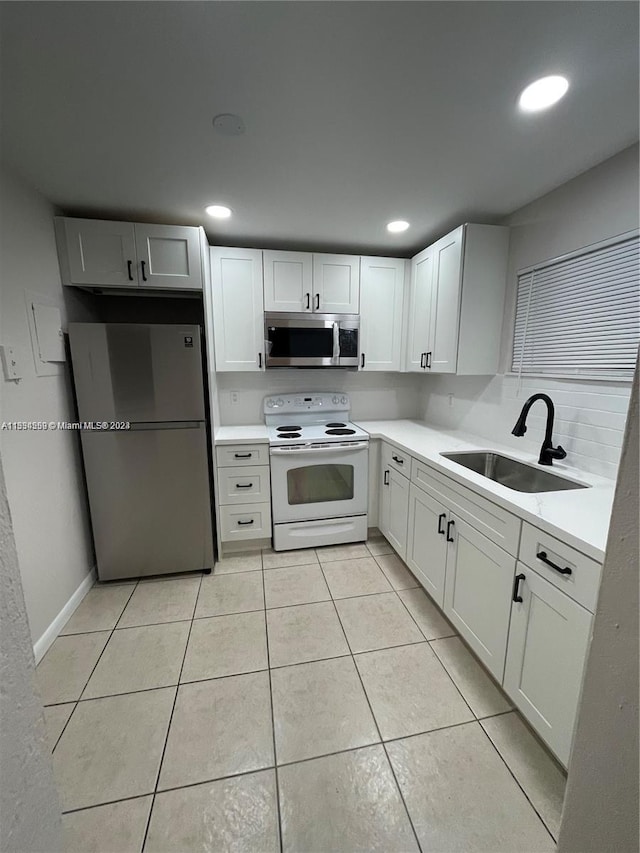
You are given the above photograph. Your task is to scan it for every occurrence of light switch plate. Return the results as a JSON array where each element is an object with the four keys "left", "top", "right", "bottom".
[{"left": 0, "top": 345, "right": 21, "bottom": 380}]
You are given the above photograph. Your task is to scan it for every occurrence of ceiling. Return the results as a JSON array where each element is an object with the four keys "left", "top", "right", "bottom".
[{"left": 1, "top": 1, "right": 638, "bottom": 255}]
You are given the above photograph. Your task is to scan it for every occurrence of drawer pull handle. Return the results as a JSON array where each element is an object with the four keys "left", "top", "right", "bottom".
[
  {"left": 537, "top": 551, "right": 572, "bottom": 575},
  {"left": 392, "top": 455, "right": 404, "bottom": 465},
  {"left": 446, "top": 519, "right": 455, "bottom": 542},
  {"left": 237, "top": 519, "right": 255, "bottom": 526},
  {"left": 383, "top": 470, "right": 389, "bottom": 486},
  {"left": 437, "top": 512, "right": 446, "bottom": 535},
  {"left": 234, "top": 453, "right": 252, "bottom": 458},
  {"left": 512, "top": 572, "right": 525, "bottom": 603},
  {"left": 235, "top": 483, "right": 253, "bottom": 489}
]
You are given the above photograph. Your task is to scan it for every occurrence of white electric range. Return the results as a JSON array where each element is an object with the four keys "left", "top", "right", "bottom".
[{"left": 264, "top": 393, "right": 369, "bottom": 551}]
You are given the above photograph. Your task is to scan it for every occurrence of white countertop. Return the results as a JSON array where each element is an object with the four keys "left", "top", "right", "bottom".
[
  {"left": 354, "top": 419, "right": 615, "bottom": 562},
  {"left": 214, "top": 425, "right": 269, "bottom": 445}
]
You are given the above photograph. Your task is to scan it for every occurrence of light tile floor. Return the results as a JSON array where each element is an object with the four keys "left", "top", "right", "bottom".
[{"left": 39, "top": 536, "right": 565, "bottom": 852}]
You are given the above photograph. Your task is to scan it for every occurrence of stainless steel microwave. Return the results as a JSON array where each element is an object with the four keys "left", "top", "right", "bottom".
[{"left": 264, "top": 313, "right": 359, "bottom": 368}]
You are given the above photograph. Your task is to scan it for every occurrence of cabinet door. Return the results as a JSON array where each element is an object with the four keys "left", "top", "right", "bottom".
[
  {"left": 380, "top": 466, "right": 410, "bottom": 560},
  {"left": 443, "top": 516, "right": 515, "bottom": 682},
  {"left": 135, "top": 224, "right": 202, "bottom": 290},
  {"left": 359, "top": 257, "right": 405, "bottom": 371},
  {"left": 263, "top": 251, "right": 313, "bottom": 312},
  {"left": 312, "top": 254, "right": 360, "bottom": 313},
  {"left": 405, "top": 246, "right": 434, "bottom": 371},
  {"left": 210, "top": 248, "right": 264, "bottom": 372},
  {"left": 61, "top": 218, "right": 138, "bottom": 287},
  {"left": 429, "top": 226, "right": 463, "bottom": 373},
  {"left": 503, "top": 566, "right": 593, "bottom": 766},
  {"left": 406, "top": 484, "right": 448, "bottom": 607}
]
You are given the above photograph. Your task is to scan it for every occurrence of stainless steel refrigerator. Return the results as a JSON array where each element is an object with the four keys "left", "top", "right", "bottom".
[{"left": 68, "top": 323, "right": 214, "bottom": 581}]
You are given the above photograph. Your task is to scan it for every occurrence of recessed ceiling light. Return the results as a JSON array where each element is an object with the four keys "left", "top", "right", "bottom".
[
  {"left": 518, "top": 75, "right": 569, "bottom": 112},
  {"left": 205, "top": 204, "right": 232, "bottom": 219},
  {"left": 387, "top": 220, "right": 410, "bottom": 233}
]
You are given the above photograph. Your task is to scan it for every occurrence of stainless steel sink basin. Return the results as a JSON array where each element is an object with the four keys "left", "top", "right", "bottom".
[{"left": 440, "top": 451, "right": 589, "bottom": 493}]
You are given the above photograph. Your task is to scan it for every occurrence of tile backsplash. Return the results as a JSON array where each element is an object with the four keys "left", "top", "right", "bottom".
[{"left": 419, "top": 373, "right": 632, "bottom": 480}]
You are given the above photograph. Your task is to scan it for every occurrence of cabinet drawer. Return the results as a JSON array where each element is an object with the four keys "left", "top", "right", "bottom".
[
  {"left": 218, "top": 466, "right": 271, "bottom": 506},
  {"left": 220, "top": 503, "right": 272, "bottom": 542},
  {"left": 411, "top": 460, "right": 521, "bottom": 555},
  {"left": 519, "top": 523, "right": 602, "bottom": 613},
  {"left": 382, "top": 442, "right": 410, "bottom": 478},
  {"left": 216, "top": 443, "right": 269, "bottom": 467}
]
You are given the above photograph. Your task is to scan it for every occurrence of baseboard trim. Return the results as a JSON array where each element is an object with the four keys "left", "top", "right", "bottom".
[{"left": 33, "top": 567, "right": 96, "bottom": 664}]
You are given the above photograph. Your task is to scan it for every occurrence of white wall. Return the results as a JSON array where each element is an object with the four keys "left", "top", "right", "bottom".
[
  {"left": 0, "top": 167, "right": 94, "bottom": 649},
  {"left": 0, "top": 452, "right": 63, "bottom": 853},
  {"left": 558, "top": 362, "right": 638, "bottom": 853},
  {"left": 419, "top": 144, "right": 639, "bottom": 480},
  {"left": 217, "top": 370, "right": 421, "bottom": 425}
]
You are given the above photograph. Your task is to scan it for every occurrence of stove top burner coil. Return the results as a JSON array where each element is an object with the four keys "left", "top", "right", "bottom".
[
  {"left": 326, "top": 422, "right": 347, "bottom": 428},
  {"left": 276, "top": 425, "right": 302, "bottom": 431},
  {"left": 325, "top": 428, "right": 356, "bottom": 435},
  {"left": 279, "top": 432, "right": 302, "bottom": 438}
]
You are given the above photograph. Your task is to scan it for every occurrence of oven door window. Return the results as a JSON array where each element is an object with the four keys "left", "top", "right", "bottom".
[
  {"left": 267, "top": 326, "right": 333, "bottom": 359},
  {"left": 287, "top": 463, "right": 354, "bottom": 505}
]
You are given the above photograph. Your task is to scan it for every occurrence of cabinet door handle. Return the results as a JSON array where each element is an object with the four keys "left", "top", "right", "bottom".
[
  {"left": 235, "top": 483, "right": 253, "bottom": 489},
  {"left": 537, "top": 551, "right": 572, "bottom": 575},
  {"left": 305, "top": 292, "right": 310, "bottom": 310},
  {"left": 446, "top": 519, "right": 455, "bottom": 542},
  {"left": 361, "top": 353, "right": 365, "bottom": 368},
  {"left": 425, "top": 351, "right": 432, "bottom": 368},
  {"left": 127, "top": 260, "right": 134, "bottom": 281},
  {"left": 141, "top": 260, "right": 148, "bottom": 281},
  {"left": 315, "top": 293, "right": 320, "bottom": 310},
  {"left": 420, "top": 352, "right": 426, "bottom": 369},
  {"left": 258, "top": 353, "right": 262, "bottom": 368},
  {"left": 512, "top": 572, "right": 526, "bottom": 603},
  {"left": 234, "top": 453, "right": 252, "bottom": 459},
  {"left": 392, "top": 455, "right": 404, "bottom": 465},
  {"left": 383, "top": 470, "right": 389, "bottom": 486},
  {"left": 237, "top": 519, "right": 255, "bottom": 526},
  {"left": 437, "top": 512, "right": 446, "bottom": 535}
]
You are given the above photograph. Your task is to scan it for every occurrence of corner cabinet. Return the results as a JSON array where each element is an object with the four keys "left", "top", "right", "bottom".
[
  {"left": 405, "top": 223, "right": 509, "bottom": 374},
  {"left": 210, "top": 247, "right": 265, "bottom": 372},
  {"left": 55, "top": 217, "right": 204, "bottom": 291},
  {"left": 359, "top": 257, "right": 406, "bottom": 371}
]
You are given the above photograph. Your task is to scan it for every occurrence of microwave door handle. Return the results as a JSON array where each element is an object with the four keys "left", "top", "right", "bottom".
[{"left": 332, "top": 322, "right": 340, "bottom": 364}]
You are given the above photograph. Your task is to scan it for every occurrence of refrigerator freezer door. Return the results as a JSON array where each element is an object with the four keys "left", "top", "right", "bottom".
[
  {"left": 69, "top": 323, "right": 205, "bottom": 423},
  {"left": 81, "top": 423, "right": 214, "bottom": 579}
]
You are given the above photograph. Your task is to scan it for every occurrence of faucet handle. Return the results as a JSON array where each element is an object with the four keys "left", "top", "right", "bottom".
[{"left": 551, "top": 444, "right": 567, "bottom": 460}]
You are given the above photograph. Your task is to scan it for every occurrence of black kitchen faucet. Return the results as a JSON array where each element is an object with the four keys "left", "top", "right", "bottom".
[{"left": 512, "top": 393, "right": 567, "bottom": 466}]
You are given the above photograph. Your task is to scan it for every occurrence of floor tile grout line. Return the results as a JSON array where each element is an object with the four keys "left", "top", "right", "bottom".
[
  {"left": 141, "top": 570, "right": 205, "bottom": 853},
  {"left": 477, "top": 720, "right": 559, "bottom": 845},
  {"left": 316, "top": 558, "right": 423, "bottom": 853},
  {"left": 261, "top": 565, "right": 284, "bottom": 853}
]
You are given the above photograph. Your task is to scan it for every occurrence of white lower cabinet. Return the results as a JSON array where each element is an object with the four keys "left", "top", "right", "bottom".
[
  {"left": 443, "top": 517, "right": 516, "bottom": 682},
  {"left": 503, "top": 564, "right": 593, "bottom": 766},
  {"left": 379, "top": 446, "right": 410, "bottom": 560},
  {"left": 216, "top": 442, "right": 272, "bottom": 548},
  {"left": 406, "top": 484, "right": 448, "bottom": 607}
]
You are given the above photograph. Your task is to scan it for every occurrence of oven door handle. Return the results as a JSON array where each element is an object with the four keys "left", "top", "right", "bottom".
[
  {"left": 332, "top": 322, "right": 340, "bottom": 364},
  {"left": 270, "top": 441, "right": 369, "bottom": 455}
]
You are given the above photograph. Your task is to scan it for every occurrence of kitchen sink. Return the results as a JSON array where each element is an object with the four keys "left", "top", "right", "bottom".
[{"left": 440, "top": 451, "right": 589, "bottom": 493}]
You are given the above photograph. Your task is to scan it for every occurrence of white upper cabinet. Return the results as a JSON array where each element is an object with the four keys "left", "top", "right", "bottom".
[
  {"left": 406, "top": 245, "right": 435, "bottom": 371},
  {"left": 210, "top": 247, "right": 264, "bottom": 372},
  {"left": 57, "top": 218, "right": 138, "bottom": 287},
  {"left": 359, "top": 257, "right": 406, "bottom": 371},
  {"left": 405, "top": 224, "right": 509, "bottom": 375},
  {"left": 56, "top": 217, "right": 203, "bottom": 290},
  {"left": 312, "top": 254, "right": 360, "bottom": 313},
  {"left": 263, "top": 250, "right": 313, "bottom": 312},
  {"left": 135, "top": 224, "right": 202, "bottom": 290}
]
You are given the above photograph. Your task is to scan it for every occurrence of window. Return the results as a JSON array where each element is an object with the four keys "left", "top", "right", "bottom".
[{"left": 512, "top": 231, "right": 640, "bottom": 379}]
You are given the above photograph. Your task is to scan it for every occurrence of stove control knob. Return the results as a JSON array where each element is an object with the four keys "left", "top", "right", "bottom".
[
  {"left": 276, "top": 398, "right": 284, "bottom": 407},
  {"left": 341, "top": 396, "right": 348, "bottom": 405},
  {"left": 332, "top": 395, "right": 340, "bottom": 405},
  {"left": 266, "top": 400, "right": 274, "bottom": 408}
]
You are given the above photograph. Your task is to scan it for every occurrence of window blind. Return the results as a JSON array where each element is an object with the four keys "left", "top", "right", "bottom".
[{"left": 512, "top": 232, "right": 640, "bottom": 378}]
